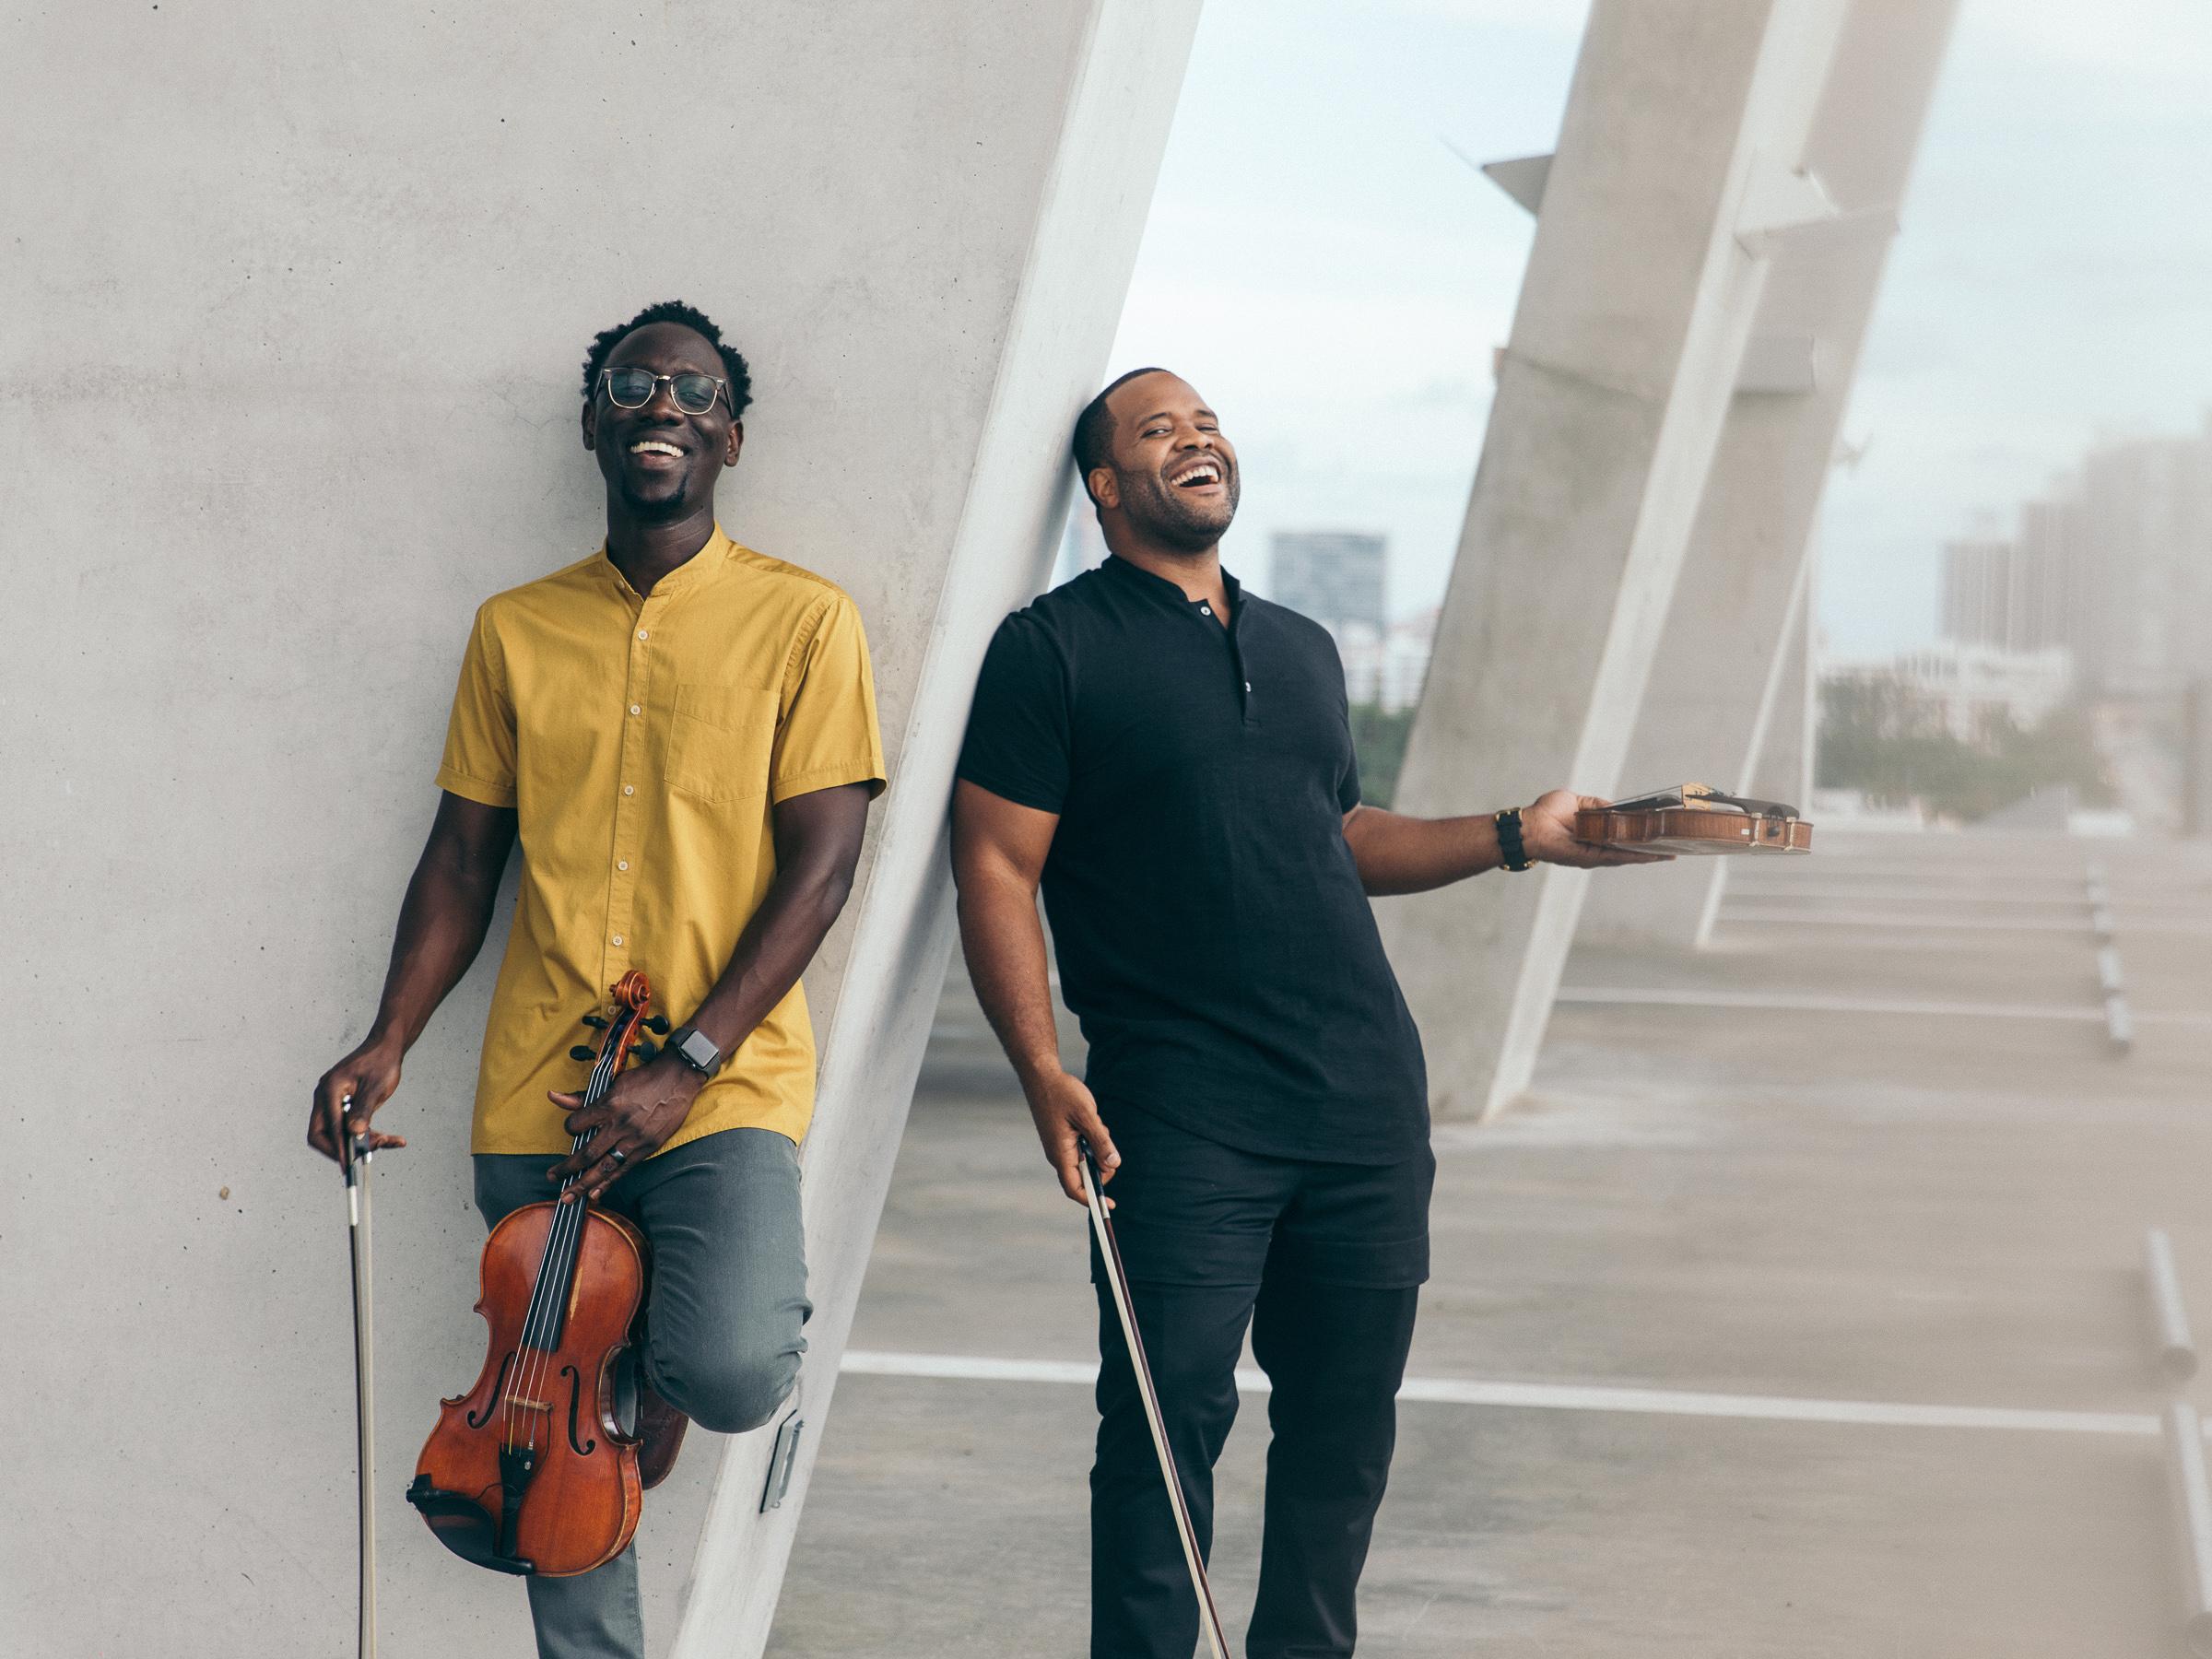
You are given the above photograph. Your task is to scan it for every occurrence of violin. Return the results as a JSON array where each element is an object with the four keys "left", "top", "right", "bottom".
[
  {"left": 1573, "top": 782, "right": 1813, "bottom": 856},
  {"left": 406, "top": 971, "right": 670, "bottom": 1576}
]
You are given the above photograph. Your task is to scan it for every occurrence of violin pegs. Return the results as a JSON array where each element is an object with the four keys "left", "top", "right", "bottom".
[
  {"left": 631, "top": 1041, "right": 659, "bottom": 1063},
  {"left": 570, "top": 1045, "right": 596, "bottom": 1062},
  {"left": 581, "top": 1014, "right": 610, "bottom": 1030},
  {"left": 644, "top": 1015, "right": 671, "bottom": 1035}
]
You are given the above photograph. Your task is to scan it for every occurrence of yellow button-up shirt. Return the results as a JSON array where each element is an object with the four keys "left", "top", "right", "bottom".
[{"left": 435, "top": 527, "right": 886, "bottom": 1156}]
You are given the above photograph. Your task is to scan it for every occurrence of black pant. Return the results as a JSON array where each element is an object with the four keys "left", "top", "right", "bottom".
[{"left": 1089, "top": 1105, "right": 1432, "bottom": 1659}]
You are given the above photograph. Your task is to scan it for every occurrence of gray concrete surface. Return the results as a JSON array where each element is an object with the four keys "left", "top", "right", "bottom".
[
  {"left": 1381, "top": 0, "right": 1851, "bottom": 1121},
  {"left": 775, "top": 831, "right": 2212, "bottom": 1655},
  {"left": 0, "top": 5, "right": 1193, "bottom": 1653}
]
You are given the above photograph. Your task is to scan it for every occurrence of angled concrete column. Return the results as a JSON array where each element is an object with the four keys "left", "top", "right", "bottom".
[
  {"left": 1576, "top": 0, "right": 1959, "bottom": 954},
  {"left": 1688, "top": 545, "right": 1821, "bottom": 942},
  {"left": 0, "top": 4, "right": 1194, "bottom": 1655},
  {"left": 1377, "top": 0, "right": 1849, "bottom": 1120}
]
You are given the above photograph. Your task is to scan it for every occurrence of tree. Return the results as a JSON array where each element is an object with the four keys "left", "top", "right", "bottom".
[{"left": 1816, "top": 671, "right": 2113, "bottom": 821}]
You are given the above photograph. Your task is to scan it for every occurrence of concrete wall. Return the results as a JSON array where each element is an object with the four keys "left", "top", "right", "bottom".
[
  {"left": 1379, "top": 0, "right": 1847, "bottom": 1119},
  {"left": 0, "top": 5, "right": 1194, "bottom": 1653}
]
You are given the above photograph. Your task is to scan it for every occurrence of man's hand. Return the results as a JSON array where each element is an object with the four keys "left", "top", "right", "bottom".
[
  {"left": 309, "top": 1037, "right": 411, "bottom": 1161},
  {"left": 1026, "top": 1068, "right": 1120, "bottom": 1208},
  {"left": 1521, "top": 789, "right": 1673, "bottom": 867},
  {"left": 547, "top": 1056, "right": 705, "bottom": 1202}
]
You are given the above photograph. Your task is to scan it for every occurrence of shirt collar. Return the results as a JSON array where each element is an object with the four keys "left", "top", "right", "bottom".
[
  {"left": 597, "top": 523, "right": 734, "bottom": 602},
  {"left": 1101, "top": 553, "right": 1242, "bottom": 618}
]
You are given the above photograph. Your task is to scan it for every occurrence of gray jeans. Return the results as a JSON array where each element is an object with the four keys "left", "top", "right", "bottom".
[{"left": 474, "top": 1126, "right": 811, "bottom": 1659}]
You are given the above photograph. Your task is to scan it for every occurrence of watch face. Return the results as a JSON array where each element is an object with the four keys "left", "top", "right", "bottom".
[{"left": 679, "top": 1030, "right": 718, "bottom": 1070}]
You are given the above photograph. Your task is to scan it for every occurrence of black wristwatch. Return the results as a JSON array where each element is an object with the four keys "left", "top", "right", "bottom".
[
  {"left": 665, "top": 1024, "right": 724, "bottom": 1077},
  {"left": 1494, "top": 806, "right": 1533, "bottom": 873}
]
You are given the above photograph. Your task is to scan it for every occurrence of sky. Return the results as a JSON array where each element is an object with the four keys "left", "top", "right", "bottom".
[{"left": 1103, "top": 0, "right": 2212, "bottom": 657}]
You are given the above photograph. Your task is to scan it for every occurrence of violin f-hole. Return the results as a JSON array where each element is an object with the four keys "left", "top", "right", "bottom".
[
  {"left": 561, "top": 1363, "right": 596, "bottom": 1455},
  {"left": 466, "top": 1351, "right": 516, "bottom": 1430}
]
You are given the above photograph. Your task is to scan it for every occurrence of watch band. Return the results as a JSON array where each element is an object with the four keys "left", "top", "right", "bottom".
[
  {"left": 666, "top": 1024, "right": 723, "bottom": 1077},
  {"left": 1495, "top": 806, "right": 1533, "bottom": 873}
]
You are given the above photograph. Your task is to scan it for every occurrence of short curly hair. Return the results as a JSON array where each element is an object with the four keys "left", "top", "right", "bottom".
[{"left": 581, "top": 300, "right": 752, "bottom": 419}]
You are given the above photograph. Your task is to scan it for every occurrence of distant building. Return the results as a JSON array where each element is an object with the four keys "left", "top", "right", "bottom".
[
  {"left": 1948, "top": 414, "right": 2212, "bottom": 698},
  {"left": 1269, "top": 532, "right": 1386, "bottom": 636},
  {"left": 1824, "top": 641, "right": 2075, "bottom": 742},
  {"left": 1941, "top": 521, "right": 2077, "bottom": 659},
  {"left": 1336, "top": 608, "right": 1436, "bottom": 713}
]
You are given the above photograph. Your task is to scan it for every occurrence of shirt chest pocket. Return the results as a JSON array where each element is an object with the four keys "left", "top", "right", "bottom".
[{"left": 665, "top": 679, "right": 777, "bottom": 805}]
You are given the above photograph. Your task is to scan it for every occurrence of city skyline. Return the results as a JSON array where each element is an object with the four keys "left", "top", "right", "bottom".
[{"left": 1104, "top": 0, "right": 2212, "bottom": 654}]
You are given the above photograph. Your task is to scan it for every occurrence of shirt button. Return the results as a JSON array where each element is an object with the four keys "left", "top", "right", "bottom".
[
  {"left": 617, "top": 860, "right": 629, "bottom": 872},
  {"left": 629, "top": 703, "right": 641, "bottom": 716},
  {"left": 623, "top": 784, "right": 635, "bottom": 796},
  {"left": 638, "top": 629, "right": 649, "bottom": 641},
  {"left": 610, "top": 935, "right": 625, "bottom": 947},
  {"left": 1199, "top": 605, "right": 1212, "bottom": 616},
  {"left": 1244, "top": 681, "right": 1253, "bottom": 692}
]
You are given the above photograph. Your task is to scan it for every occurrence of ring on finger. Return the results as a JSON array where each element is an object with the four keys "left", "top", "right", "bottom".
[{"left": 608, "top": 1147, "right": 628, "bottom": 1166}]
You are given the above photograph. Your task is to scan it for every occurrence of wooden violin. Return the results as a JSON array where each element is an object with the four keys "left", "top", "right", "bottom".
[
  {"left": 406, "top": 971, "right": 670, "bottom": 1577},
  {"left": 1573, "top": 782, "right": 1813, "bottom": 856}
]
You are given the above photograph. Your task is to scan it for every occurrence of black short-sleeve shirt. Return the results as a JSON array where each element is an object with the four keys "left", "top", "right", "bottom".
[{"left": 957, "top": 555, "right": 1428, "bottom": 1163}]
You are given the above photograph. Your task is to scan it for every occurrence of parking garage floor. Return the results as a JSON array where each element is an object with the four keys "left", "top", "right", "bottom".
[{"left": 769, "top": 831, "right": 2212, "bottom": 1657}]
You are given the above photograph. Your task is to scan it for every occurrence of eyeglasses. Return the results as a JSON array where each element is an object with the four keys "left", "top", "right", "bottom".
[{"left": 596, "top": 367, "right": 729, "bottom": 416}]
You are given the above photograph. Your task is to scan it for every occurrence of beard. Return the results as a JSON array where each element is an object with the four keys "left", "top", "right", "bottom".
[
  {"left": 1118, "top": 465, "right": 1239, "bottom": 552},
  {"left": 618, "top": 465, "right": 694, "bottom": 520}
]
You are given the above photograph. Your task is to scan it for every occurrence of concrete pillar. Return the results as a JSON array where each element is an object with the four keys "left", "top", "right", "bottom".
[
  {"left": 1377, "top": 0, "right": 1850, "bottom": 1121},
  {"left": 0, "top": 5, "right": 1195, "bottom": 1655},
  {"left": 1576, "top": 0, "right": 1959, "bottom": 955}
]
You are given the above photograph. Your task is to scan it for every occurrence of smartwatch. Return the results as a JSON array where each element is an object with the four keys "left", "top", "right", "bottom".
[
  {"left": 1494, "top": 806, "right": 1534, "bottom": 873},
  {"left": 665, "top": 1024, "right": 724, "bottom": 1077}
]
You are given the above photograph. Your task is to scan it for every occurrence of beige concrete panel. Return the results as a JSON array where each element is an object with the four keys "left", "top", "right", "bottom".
[
  {"left": 0, "top": 3, "right": 1194, "bottom": 1653},
  {"left": 1379, "top": 0, "right": 1848, "bottom": 1120}
]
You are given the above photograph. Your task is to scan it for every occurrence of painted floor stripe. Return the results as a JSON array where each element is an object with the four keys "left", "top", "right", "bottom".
[
  {"left": 1720, "top": 909, "right": 2212, "bottom": 937},
  {"left": 1723, "top": 886, "right": 2091, "bottom": 907},
  {"left": 1554, "top": 985, "right": 2101, "bottom": 1021},
  {"left": 1553, "top": 985, "right": 2212, "bottom": 1028},
  {"left": 840, "top": 1350, "right": 2163, "bottom": 1437}
]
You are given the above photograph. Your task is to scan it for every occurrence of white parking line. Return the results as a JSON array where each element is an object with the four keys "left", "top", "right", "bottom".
[
  {"left": 1553, "top": 985, "right": 2212, "bottom": 1028},
  {"left": 1554, "top": 985, "right": 2100, "bottom": 1020},
  {"left": 840, "top": 1349, "right": 2165, "bottom": 1437}
]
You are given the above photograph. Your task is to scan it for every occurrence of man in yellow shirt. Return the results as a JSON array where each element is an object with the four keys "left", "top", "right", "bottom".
[{"left": 308, "top": 300, "right": 885, "bottom": 1659}]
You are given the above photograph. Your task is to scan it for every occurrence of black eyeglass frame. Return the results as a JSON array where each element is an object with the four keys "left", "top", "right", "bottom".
[{"left": 595, "top": 368, "right": 730, "bottom": 416}]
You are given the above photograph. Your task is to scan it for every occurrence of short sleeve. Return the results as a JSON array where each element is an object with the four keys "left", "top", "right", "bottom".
[
  {"left": 434, "top": 604, "right": 519, "bottom": 807},
  {"left": 771, "top": 591, "right": 888, "bottom": 803},
  {"left": 1328, "top": 631, "right": 1360, "bottom": 812},
  {"left": 957, "top": 612, "right": 1071, "bottom": 814}
]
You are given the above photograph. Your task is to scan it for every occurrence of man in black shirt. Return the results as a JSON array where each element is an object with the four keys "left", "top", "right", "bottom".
[{"left": 952, "top": 368, "right": 1656, "bottom": 1659}]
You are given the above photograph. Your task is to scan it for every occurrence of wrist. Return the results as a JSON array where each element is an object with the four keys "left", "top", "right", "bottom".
[
  {"left": 1494, "top": 806, "right": 1534, "bottom": 873},
  {"left": 362, "top": 1021, "right": 410, "bottom": 1059},
  {"left": 653, "top": 1053, "right": 708, "bottom": 1094},
  {"left": 1014, "top": 1055, "right": 1070, "bottom": 1100}
]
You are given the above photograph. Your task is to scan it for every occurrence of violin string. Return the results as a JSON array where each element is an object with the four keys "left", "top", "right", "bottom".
[
  {"left": 504, "top": 1029, "right": 612, "bottom": 1453},
  {"left": 507, "top": 1003, "right": 634, "bottom": 1456},
  {"left": 510, "top": 1041, "right": 611, "bottom": 1454}
]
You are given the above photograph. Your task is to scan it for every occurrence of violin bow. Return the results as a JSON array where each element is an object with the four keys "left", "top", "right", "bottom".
[
  {"left": 341, "top": 1106, "right": 380, "bottom": 1659},
  {"left": 1078, "top": 1145, "right": 1231, "bottom": 1659}
]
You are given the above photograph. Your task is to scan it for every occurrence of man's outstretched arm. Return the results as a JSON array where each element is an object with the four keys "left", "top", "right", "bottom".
[
  {"left": 950, "top": 779, "right": 1118, "bottom": 1206},
  {"left": 308, "top": 790, "right": 518, "bottom": 1159},
  {"left": 1342, "top": 788, "right": 1667, "bottom": 897}
]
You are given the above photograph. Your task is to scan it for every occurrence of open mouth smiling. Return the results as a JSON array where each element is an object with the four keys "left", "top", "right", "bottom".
[
  {"left": 1170, "top": 459, "right": 1224, "bottom": 489},
  {"left": 628, "top": 439, "right": 687, "bottom": 465}
]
